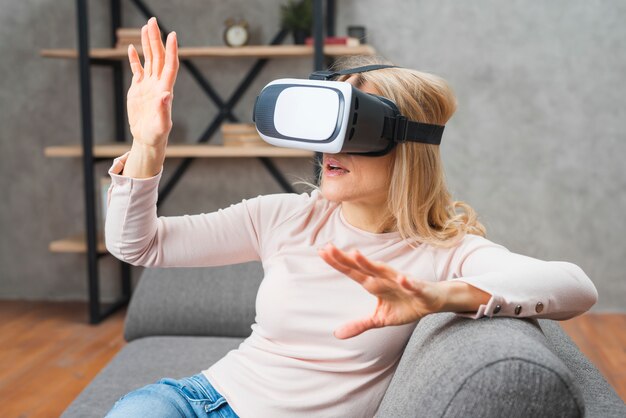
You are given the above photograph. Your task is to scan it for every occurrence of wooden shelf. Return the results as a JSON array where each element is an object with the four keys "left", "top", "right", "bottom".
[
  {"left": 44, "top": 143, "right": 315, "bottom": 158},
  {"left": 50, "top": 233, "right": 107, "bottom": 254},
  {"left": 41, "top": 44, "right": 376, "bottom": 60}
]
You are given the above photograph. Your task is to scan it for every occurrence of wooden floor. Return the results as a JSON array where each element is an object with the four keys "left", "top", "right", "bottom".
[
  {"left": 0, "top": 302, "right": 127, "bottom": 418},
  {"left": 0, "top": 301, "right": 624, "bottom": 417}
]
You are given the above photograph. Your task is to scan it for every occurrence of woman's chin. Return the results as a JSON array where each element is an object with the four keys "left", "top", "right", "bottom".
[{"left": 320, "top": 184, "right": 346, "bottom": 203}]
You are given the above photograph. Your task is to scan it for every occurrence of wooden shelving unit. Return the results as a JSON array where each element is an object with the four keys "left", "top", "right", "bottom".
[
  {"left": 45, "top": 0, "right": 370, "bottom": 323},
  {"left": 44, "top": 143, "right": 315, "bottom": 158},
  {"left": 41, "top": 44, "right": 375, "bottom": 59}
]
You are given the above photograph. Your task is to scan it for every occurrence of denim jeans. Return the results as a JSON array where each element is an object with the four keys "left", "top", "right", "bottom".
[{"left": 105, "top": 373, "right": 239, "bottom": 417}]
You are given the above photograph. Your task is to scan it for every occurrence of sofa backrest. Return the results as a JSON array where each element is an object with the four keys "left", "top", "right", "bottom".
[{"left": 124, "top": 262, "right": 263, "bottom": 342}]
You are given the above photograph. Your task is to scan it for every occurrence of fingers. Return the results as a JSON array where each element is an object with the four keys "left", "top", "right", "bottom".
[
  {"left": 161, "top": 31, "right": 179, "bottom": 91},
  {"left": 399, "top": 275, "right": 414, "bottom": 290},
  {"left": 148, "top": 17, "right": 165, "bottom": 78},
  {"left": 334, "top": 317, "right": 377, "bottom": 339},
  {"left": 320, "top": 244, "right": 368, "bottom": 276},
  {"left": 321, "top": 243, "right": 396, "bottom": 281},
  {"left": 127, "top": 44, "right": 143, "bottom": 81},
  {"left": 353, "top": 251, "right": 397, "bottom": 279},
  {"left": 320, "top": 244, "right": 421, "bottom": 295},
  {"left": 398, "top": 275, "right": 424, "bottom": 295},
  {"left": 318, "top": 245, "right": 370, "bottom": 284},
  {"left": 140, "top": 24, "right": 152, "bottom": 76}
]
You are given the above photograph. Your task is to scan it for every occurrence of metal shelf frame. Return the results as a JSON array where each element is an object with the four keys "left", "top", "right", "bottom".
[{"left": 72, "top": 0, "right": 332, "bottom": 323}]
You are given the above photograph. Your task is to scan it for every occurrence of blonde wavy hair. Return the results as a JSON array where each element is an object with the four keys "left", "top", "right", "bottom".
[{"left": 332, "top": 55, "right": 485, "bottom": 248}]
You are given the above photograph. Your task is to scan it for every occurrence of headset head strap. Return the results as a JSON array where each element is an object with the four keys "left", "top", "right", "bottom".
[{"left": 309, "top": 64, "right": 399, "bottom": 80}]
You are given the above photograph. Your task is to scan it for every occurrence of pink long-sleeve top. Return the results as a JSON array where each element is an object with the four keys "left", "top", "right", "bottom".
[{"left": 105, "top": 151, "right": 598, "bottom": 418}]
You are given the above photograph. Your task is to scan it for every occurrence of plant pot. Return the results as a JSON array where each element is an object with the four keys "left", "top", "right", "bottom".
[{"left": 292, "top": 28, "right": 310, "bottom": 45}]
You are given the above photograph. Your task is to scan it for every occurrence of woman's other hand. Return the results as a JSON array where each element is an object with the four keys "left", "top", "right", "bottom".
[
  {"left": 318, "top": 243, "right": 447, "bottom": 339},
  {"left": 127, "top": 17, "right": 179, "bottom": 147}
]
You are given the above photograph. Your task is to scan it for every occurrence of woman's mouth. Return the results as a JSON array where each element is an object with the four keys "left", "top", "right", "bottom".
[{"left": 324, "top": 157, "right": 350, "bottom": 176}]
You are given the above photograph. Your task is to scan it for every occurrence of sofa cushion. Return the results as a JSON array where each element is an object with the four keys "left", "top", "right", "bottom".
[
  {"left": 376, "top": 313, "right": 584, "bottom": 418},
  {"left": 124, "top": 262, "right": 263, "bottom": 341},
  {"left": 61, "top": 336, "right": 243, "bottom": 418}
]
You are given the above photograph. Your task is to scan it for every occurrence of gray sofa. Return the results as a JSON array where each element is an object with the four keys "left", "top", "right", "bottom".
[{"left": 62, "top": 262, "right": 626, "bottom": 417}]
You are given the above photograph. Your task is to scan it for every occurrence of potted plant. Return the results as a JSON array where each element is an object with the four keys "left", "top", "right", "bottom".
[{"left": 280, "top": 0, "right": 313, "bottom": 45}]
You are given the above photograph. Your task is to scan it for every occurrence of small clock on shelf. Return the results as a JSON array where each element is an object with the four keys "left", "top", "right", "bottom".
[{"left": 223, "top": 18, "right": 250, "bottom": 47}]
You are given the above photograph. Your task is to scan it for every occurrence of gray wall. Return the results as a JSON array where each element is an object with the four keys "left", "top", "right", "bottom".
[{"left": 1, "top": 0, "right": 624, "bottom": 311}]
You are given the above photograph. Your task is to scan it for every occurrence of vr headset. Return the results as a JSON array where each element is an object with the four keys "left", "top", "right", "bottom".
[{"left": 253, "top": 64, "right": 445, "bottom": 156}]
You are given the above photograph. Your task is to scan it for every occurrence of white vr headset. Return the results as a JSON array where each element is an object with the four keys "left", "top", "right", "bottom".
[{"left": 253, "top": 64, "right": 445, "bottom": 156}]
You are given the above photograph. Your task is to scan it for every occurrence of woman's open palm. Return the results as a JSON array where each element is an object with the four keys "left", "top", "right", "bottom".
[
  {"left": 319, "top": 243, "right": 447, "bottom": 339},
  {"left": 126, "top": 17, "right": 179, "bottom": 147}
]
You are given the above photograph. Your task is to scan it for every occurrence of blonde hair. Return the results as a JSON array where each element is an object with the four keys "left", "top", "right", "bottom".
[{"left": 332, "top": 56, "right": 486, "bottom": 247}]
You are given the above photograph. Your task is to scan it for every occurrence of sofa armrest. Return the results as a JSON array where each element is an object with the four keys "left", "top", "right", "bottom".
[
  {"left": 377, "top": 313, "right": 585, "bottom": 418},
  {"left": 539, "top": 319, "right": 626, "bottom": 417},
  {"left": 124, "top": 262, "right": 263, "bottom": 342}
]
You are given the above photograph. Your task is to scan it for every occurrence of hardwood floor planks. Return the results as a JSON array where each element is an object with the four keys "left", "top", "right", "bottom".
[{"left": 0, "top": 301, "right": 126, "bottom": 418}]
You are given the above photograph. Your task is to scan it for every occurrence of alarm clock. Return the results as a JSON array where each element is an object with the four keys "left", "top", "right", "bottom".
[{"left": 223, "top": 18, "right": 250, "bottom": 47}]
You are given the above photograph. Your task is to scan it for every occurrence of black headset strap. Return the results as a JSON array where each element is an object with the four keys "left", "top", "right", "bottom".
[
  {"left": 310, "top": 64, "right": 445, "bottom": 149},
  {"left": 309, "top": 64, "right": 400, "bottom": 80},
  {"left": 383, "top": 115, "right": 445, "bottom": 146}
]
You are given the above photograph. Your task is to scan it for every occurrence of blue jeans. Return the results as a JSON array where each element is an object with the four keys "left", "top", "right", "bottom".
[{"left": 105, "top": 373, "right": 239, "bottom": 417}]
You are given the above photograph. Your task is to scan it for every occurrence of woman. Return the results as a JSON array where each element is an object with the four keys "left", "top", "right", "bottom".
[{"left": 104, "top": 18, "right": 598, "bottom": 417}]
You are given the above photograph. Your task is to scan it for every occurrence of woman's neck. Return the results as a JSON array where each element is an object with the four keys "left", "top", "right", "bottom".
[{"left": 340, "top": 201, "right": 394, "bottom": 234}]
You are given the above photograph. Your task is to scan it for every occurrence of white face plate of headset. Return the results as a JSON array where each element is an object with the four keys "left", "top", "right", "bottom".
[
  {"left": 274, "top": 86, "right": 340, "bottom": 141},
  {"left": 256, "top": 78, "right": 353, "bottom": 153}
]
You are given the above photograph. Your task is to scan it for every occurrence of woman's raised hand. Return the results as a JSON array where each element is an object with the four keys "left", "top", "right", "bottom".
[
  {"left": 126, "top": 17, "right": 179, "bottom": 147},
  {"left": 318, "top": 244, "right": 448, "bottom": 339}
]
